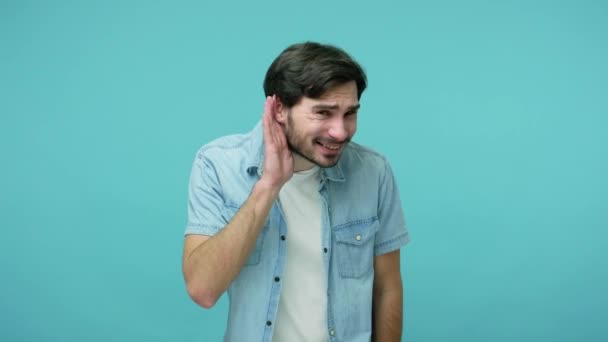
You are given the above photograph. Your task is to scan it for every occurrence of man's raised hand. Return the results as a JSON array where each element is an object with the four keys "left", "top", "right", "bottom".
[{"left": 259, "top": 95, "right": 294, "bottom": 190}]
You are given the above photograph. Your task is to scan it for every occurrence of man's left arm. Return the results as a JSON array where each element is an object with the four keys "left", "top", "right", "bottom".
[
  {"left": 372, "top": 249, "right": 403, "bottom": 342},
  {"left": 372, "top": 159, "right": 409, "bottom": 341}
]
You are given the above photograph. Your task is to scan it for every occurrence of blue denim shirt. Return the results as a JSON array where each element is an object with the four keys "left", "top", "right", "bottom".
[{"left": 185, "top": 122, "right": 409, "bottom": 342}]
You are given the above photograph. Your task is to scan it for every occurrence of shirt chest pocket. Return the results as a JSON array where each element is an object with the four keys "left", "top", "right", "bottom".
[
  {"left": 333, "top": 219, "right": 379, "bottom": 278},
  {"left": 221, "top": 205, "right": 268, "bottom": 266}
]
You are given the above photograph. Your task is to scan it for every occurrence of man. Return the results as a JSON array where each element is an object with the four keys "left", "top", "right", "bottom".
[{"left": 183, "top": 42, "right": 409, "bottom": 342}]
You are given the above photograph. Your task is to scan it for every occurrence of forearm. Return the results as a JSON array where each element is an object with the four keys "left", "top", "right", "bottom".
[
  {"left": 184, "top": 180, "right": 279, "bottom": 306},
  {"left": 372, "top": 286, "right": 403, "bottom": 341}
]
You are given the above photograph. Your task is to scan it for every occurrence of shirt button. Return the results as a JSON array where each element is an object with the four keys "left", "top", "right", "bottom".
[
  {"left": 274, "top": 276, "right": 280, "bottom": 282},
  {"left": 281, "top": 235, "right": 286, "bottom": 241},
  {"left": 323, "top": 247, "right": 328, "bottom": 253},
  {"left": 329, "top": 329, "right": 335, "bottom": 336},
  {"left": 267, "top": 321, "right": 272, "bottom": 326},
  {"left": 355, "top": 234, "right": 362, "bottom": 241}
]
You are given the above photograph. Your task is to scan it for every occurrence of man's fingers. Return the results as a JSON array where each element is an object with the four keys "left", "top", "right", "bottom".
[
  {"left": 264, "top": 95, "right": 282, "bottom": 148},
  {"left": 263, "top": 96, "right": 274, "bottom": 141},
  {"left": 269, "top": 95, "right": 287, "bottom": 146},
  {"left": 263, "top": 95, "right": 290, "bottom": 152}
]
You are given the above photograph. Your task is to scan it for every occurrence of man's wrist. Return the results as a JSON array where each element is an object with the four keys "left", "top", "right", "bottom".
[{"left": 253, "top": 178, "right": 282, "bottom": 199}]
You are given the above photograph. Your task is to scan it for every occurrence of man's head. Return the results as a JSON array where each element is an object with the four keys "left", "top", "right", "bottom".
[{"left": 263, "top": 42, "right": 367, "bottom": 169}]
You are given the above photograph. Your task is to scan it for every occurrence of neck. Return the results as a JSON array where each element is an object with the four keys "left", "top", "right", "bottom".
[{"left": 293, "top": 154, "right": 315, "bottom": 172}]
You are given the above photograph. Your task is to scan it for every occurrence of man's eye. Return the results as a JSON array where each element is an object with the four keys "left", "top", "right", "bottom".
[
  {"left": 317, "top": 111, "right": 330, "bottom": 116},
  {"left": 346, "top": 111, "right": 358, "bottom": 116}
]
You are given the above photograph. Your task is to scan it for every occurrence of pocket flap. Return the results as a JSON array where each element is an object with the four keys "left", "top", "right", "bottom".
[{"left": 334, "top": 219, "right": 379, "bottom": 246}]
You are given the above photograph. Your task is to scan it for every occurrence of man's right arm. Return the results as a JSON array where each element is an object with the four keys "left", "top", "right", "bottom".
[
  {"left": 182, "top": 95, "right": 292, "bottom": 309},
  {"left": 182, "top": 179, "right": 279, "bottom": 308}
]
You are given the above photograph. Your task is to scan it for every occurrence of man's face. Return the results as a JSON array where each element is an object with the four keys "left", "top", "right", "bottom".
[{"left": 279, "top": 81, "right": 359, "bottom": 169}]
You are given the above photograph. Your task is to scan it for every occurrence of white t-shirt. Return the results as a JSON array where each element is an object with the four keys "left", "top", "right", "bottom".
[{"left": 273, "top": 166, "right": 328, "bottom": 342}]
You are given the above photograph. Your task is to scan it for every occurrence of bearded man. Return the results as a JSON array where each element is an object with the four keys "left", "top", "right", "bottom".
[{"left": 182, "top": 42, "right": 410, "bottom": 342}]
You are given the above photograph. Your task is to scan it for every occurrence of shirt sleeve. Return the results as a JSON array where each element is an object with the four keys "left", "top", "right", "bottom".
[
  {"left": 374, "top": 159, "right": 410, "bottom": 256},
  {"left": 185, "top": 149, "right": 226, "bottom": 236}
]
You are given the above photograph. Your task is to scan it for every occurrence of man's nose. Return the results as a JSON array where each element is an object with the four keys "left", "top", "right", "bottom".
[{"left": 328, "top": 119, "right": 348, "bottom": 142}]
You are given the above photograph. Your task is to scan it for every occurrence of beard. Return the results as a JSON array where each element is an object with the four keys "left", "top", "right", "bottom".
[{"left": 284, "top": 114, "right": 350, "bottom": 168}]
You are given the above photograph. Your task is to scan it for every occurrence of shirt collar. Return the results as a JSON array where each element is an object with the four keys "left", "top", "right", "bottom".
[{"left": 245, "top": 121, "right": 346, "bottom": 182}]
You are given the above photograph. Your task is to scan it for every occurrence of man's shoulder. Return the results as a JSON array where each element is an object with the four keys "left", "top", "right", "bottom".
[
  {"left": 195, "top": 127, "right": 259, "bottom": 164},
  {"left": 342, "top": 141, "right": 389, "bottom": 170},
  {"left": 198, "top": 132, "right": 249, "bottom": 154}
]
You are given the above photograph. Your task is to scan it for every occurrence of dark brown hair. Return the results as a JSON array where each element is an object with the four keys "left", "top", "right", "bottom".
[{"left": 263, "top": 42, "right": 367, "bottom": 107}]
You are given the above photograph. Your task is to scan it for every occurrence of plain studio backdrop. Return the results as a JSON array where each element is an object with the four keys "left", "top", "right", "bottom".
[{"left": 1, "top": 0, "right": 606, "bottom": 341}]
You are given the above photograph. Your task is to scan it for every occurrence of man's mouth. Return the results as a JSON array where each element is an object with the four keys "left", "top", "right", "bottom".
[
  {"left": 318, "top": 141, "right": 341, "bottom": 150},
  {"left": 316, "top": 139, "right": 348, "bottom": 153}
]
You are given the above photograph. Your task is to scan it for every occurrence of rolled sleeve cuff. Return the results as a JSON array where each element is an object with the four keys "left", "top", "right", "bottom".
[
  {"left": 374, "top": 230, "right": 410, "bottom": 256},
  {"left": 184, "top": 224, "right": 222, "bottom": 237}
]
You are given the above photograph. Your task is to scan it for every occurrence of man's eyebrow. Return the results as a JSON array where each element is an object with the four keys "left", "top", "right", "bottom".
[{"left": 311, "top": 103, "right": 361, "bottom": 111}]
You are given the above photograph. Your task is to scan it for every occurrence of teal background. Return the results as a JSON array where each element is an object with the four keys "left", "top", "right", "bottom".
[{"left": 1, "top": 0, "right": 606, "bottom": 341}]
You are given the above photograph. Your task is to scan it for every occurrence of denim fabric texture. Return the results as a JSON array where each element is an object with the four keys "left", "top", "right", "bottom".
[{"left": 185, "top": 122, "right": 410, "bottom": 342}]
